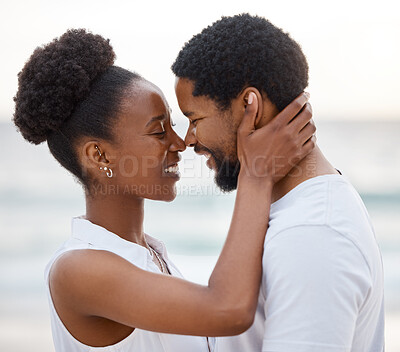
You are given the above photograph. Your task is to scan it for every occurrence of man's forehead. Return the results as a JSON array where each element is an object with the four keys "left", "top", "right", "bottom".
[
  {"left": 175, "top": 77, "right": 228, "bottom": 119},
  {"left": 175, "top": 77, "right": 194, "bottom": 90}
]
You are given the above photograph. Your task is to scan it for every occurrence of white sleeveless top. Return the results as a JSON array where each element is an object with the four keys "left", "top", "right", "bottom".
[{"left": 44, "top": 217, "right": 212, "bottom": 352}]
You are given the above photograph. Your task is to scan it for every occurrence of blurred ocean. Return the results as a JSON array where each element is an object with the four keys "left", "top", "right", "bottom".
[{"left": 1, "top": 119, "right": 400, "bottom": 351}]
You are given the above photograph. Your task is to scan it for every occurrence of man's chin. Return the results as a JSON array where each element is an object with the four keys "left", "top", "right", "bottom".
[
  {"left": 215, "top": 177, "right": 238, "bottom": 192},
  {"left": 214, "top": 161, "right": 240, "bottom": 193},
  {"left": 198, "top": 146, "right": 240, "bottom": 192},
  {"left": 206, "top": 156, "right": 216, "bottom": 170}
]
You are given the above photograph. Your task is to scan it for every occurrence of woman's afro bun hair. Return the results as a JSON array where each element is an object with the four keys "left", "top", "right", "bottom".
[{"left": 13, "top": 29, "right": 116, "bottom": 144}]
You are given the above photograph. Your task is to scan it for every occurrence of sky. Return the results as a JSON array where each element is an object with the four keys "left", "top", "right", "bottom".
[{"left": 1, "top": 0, "right": 400, "bottom": 122}]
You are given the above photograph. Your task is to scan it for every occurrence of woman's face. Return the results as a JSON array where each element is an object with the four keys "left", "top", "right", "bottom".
[{"left": 90, "top": 80, "right": 186, "bottom": 201}]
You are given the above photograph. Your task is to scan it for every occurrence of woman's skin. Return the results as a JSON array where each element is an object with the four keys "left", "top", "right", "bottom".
[{"left": 49, "top": 79, "right": 315, "bottom": 347}]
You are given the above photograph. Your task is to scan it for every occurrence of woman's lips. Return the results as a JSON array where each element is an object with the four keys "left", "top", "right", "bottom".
[{"left": 164, "top": 163, "right": 180, "bottom": 178}]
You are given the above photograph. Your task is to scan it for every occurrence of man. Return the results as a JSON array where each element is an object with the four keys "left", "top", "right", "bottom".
[{"left": 172, "top": 14, "right": 384, "bottom": 352}]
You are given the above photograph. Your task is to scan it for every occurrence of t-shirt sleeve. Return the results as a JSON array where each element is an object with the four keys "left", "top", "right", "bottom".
[{"left": 261, "top": 225, "right": 372, "bottom": 352}]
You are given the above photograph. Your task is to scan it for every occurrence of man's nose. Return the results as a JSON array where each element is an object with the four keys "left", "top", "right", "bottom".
[{"left": 184, "top": 126, "right": 197, "bottom": 147}]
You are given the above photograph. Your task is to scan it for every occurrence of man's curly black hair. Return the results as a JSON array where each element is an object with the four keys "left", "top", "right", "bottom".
[{"left": 171, "top": 13, "right": 309, "bottom": 111}]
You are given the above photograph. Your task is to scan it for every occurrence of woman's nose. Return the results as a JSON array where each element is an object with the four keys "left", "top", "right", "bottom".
[{"left": 170, "top": 130, "right": 186, "bottom": 152}]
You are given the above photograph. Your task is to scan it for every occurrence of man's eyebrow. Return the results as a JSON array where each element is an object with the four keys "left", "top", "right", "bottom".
[
  {"left": 145, "top": 114, "right": 167, "bottom": 127},
  {"left": 182, "top": 111, "right": 194, "bottom": 118}
]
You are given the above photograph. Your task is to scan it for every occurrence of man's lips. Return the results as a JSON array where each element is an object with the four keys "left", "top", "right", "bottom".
[
  {"left": 198, "top": 152, "right": 215, "bottom": 170},
  {"left": 197, "top": 151, "right": 212, "bottom": 159},
  {"left": 194, "top": 145, "right": 212, "bottom": 159},
  {"left": 194, "top": 146, "right": 216, "bottom": 170}
]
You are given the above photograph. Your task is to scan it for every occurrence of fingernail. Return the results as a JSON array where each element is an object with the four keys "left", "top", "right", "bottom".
[{"left": 248, "top": 93, "right": 254, "bottom": 105}]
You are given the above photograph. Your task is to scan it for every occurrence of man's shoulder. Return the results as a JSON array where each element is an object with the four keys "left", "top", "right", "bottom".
[
  {"left": 264, "top": 174, "right": 380, "bottom": 274},
  {"left": 267, "top": 174, "right": 366, "bottom": 240}
]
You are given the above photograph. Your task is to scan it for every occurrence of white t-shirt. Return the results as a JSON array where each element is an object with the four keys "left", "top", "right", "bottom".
[
  {"left": 44, "top": 217, "right": 212, "bottom": 352},
  {"left": 216, "top": 174, "right": 384, "bottom": 352}
]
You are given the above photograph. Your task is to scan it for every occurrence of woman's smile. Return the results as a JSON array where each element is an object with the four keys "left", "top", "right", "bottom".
[{"left": 163, "top": 163, "right": 180, "bottom": 178}]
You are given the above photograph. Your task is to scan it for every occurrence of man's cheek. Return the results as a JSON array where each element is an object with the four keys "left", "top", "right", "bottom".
[{"left": 194, "top": 128, "right": 207, "bottom": 147}]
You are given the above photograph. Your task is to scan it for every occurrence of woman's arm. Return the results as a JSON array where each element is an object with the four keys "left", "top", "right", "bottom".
[{"left": 50, "top": 92, "right": 315, "bottom": 337}]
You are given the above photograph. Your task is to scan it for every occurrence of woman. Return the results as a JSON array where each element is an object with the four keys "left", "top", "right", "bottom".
[{"left": 13, "top": 29, "right": 315, "bottom": 351}]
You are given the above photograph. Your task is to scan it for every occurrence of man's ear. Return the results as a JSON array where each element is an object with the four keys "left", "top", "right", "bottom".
[{"left": 238, "top": 87, "right": 264, "bottom": 128}]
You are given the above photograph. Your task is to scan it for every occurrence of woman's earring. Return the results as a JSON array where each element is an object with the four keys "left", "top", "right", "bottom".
[
  {"left": 99, "top": 166, "right": 113, "bottom": 178},
  {"left": 97, "top": 147, "right": 112, "bottom": 178},
  {"left": 95, "top": 145, "right": 102, "bottom": 157}
]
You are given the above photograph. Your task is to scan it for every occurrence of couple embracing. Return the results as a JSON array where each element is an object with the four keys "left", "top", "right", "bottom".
[{"left": 13, "top": 14, "right": 384, "bottom": 352}]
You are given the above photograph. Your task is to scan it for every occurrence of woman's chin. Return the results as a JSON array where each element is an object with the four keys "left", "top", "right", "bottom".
[
  {"left": 162, "top": 186, "right": 177, "bottom": 202},
  {"left": 146, "top": 184, "right": 177, "bottom": 202},
  {"left": 163, "top": 194, "right": 177, "bottom": 202}
]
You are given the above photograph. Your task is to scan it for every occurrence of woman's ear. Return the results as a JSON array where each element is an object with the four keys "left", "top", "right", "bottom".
[
  {"left": 80, "top": 141, "right": 110, "bottom": 178},
  {"left": 241, "top": 87, "right": 264, "bottom": 128}
]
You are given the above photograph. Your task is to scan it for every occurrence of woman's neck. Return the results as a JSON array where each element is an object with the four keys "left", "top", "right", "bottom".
[{"left": 85, "top": 193, "right": 146, "bottom": 247}]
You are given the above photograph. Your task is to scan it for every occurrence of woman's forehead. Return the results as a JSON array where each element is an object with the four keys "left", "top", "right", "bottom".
[{"left": 119, "top": 81, "right": 170, "bottom": 129}]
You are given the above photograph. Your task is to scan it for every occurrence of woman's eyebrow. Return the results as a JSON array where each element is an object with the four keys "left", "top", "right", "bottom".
[{"left": 145, "top": 113, "right": 167, "bottom": 128}]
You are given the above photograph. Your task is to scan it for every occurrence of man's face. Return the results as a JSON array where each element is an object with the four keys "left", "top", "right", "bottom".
[{"left": 175, "top": 78, "right": 242, "bottom": 192}]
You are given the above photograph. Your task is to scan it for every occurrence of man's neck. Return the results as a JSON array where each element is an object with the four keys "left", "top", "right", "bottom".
[{"left": 271, "top": 146, "right": 339, "bottom": 203}]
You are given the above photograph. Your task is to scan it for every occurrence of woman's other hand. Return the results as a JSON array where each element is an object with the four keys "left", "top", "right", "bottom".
[{"left": 237, "top": 92, "right": 316, "bottom": 184}]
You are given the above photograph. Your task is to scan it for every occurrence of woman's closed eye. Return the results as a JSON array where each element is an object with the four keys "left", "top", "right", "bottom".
[
  {"left": 151, "top": 130, "right": 166, "bottom": 138},
  {"left": 148, "top": 120, "right": 167, "bottom": 138}
]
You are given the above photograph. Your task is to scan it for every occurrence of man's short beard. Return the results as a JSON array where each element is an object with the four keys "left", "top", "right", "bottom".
[
  {"left": 214, "top": 156, "right": 241, "bottom": 192},
  {"left": 195, "top": 144, "right": 240, "bottom": 192}
]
